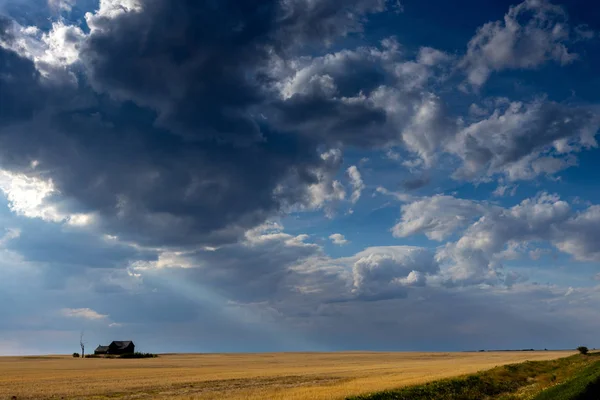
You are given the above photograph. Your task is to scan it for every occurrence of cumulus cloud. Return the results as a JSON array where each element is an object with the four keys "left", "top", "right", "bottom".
[
  {"left": 395, "top": 192, "right": 600, "bottom": 285},
  {"left": 132, "top": 224, "right": 441, "bottom": 305},
  {"left": 461, "top": 0, "right": 582, "bottom": 88},
  {"left": 393, "top": 195, "right": 487, "bottom": 241},
  {"left": 350, "top": 246, "right": 438, "bottom": 300},
  {"left": 429, "top": 193, "right": 570, "bottom": 284},
  {"left": 61, "top": 307, "right": 107, "bottom": 320},
  {"left": 0, "top": 18, "right": 85, "bottom": 84},
  {"left": 271, "top": 38, "right": 455, "bottom": 159},
  {"left": 555, "top": 206, "right": 600, "bottom": 261},
  {"left": 492, "top": 184, "right": 518, "bottom": 197},
  {"left": 289, "top": 245, "right": 441, "bottom": 303},
  {"left": 275, "top": 148, "right": 347, "bottom": 216},
  {"left": 48, "top": 0, "right": 76, "bottom": 12},
  {"left": 447, "top": 100, "right": 600, "bottom": 181},
  {"left": 269, "top": 9, "right": 599, "bottom": 181},
  {"left": 347, "top": 165, "right": 364, "bottom": 203},
  {"left": 329, "top": 233, "right": 348, "bottom": 245}
]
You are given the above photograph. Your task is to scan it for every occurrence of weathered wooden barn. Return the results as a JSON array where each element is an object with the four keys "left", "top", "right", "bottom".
[
  {"left": 94, "top": 341, "right": 135, "bottom": 355},
  {"left": 108, "top": 341, "right": 135, "bottom": 355}
]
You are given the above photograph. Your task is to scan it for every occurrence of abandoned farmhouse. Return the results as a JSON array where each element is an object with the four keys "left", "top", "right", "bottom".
[{"left": 94, "top": 341, "right": 135, "bottom": 355}]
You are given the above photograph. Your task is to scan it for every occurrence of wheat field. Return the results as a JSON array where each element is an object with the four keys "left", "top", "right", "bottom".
[{"left": 0, "top": 351, "right": 571, "bottom": 400}]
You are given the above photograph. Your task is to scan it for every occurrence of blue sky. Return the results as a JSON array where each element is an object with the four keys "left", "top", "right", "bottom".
[{"left": 1, "top": 0, "right": 600, "bottom": 355}]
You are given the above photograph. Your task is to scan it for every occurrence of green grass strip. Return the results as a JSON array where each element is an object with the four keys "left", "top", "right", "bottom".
[
  {"left": 532, "top": 360, "right": 600, "bottom": 400},
  {"left": 348, "top": 355, "right": 599, "bottom": 400}
]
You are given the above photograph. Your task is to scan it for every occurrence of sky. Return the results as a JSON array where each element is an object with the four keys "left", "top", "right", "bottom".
[{"left": 1, "top": 0, "right": 600, "bottom": 355}]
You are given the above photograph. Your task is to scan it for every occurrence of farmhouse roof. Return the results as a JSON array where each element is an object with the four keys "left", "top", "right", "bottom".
[
  {"left": 95, "top": 345, "right": 109, "bottom": 352},
  {"left": 110, "top": 341, "right": 134, "bottom": 349}
]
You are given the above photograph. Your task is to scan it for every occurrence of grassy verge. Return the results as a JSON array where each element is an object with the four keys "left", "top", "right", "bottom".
[
  {"left": 348, "top": 353, "right": 600, "bottom": 400},
  {"left": 532, "top": 359, "right": 600, "bottom": 400}
]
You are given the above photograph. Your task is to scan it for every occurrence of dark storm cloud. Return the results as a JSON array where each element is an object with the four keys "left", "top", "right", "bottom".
[
  {"left": 81, "top": 0, "right": 276, "bottom": 144},
  {"left": 0, "top": 102, "right": 326, "bottom": 246},
  {"left": 0, "top": 25, "right": 46, "bottom": 124},
  {"left": 4, "top": 219, "right": 156, "bottom": 268},
  {"left": 271, "top": 94, "right": 389, "bottom": 147},
  {"left": 0, "top": 0, "right": 391, "bottom": 247},
  {"left": 80, "top": 0, "right": 386, "bottom": 144}
]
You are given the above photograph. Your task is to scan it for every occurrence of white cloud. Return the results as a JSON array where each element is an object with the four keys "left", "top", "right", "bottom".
[
  {"left": 0, "top": 228, "right": 20, "bottom": 246},
  {"left": 273, "top": 38, "right": 455, "bottom": 161},
  {"left": 0, "top": 171, "right": 62, "bottom": 222},
  {"left": 492, "top": 184, "right": 517, "bottom": 197},
  {"left": 554, "top": 205, "right": 600, "bottom": 261},
  {"left": 289, "top": 244, "right": 440, "bottom": 303},
  {"left": 447, "top": 100, "right": 600, "bottom": 181},
  {"left": 350, "top": 246, "right": 438, "bottom": 299},
  {"left": 370, "top": 86, "right": 455, "bottom": 166},
  {"left": 417, "top": 47, "right": 452, "bottom": 66},
  {"left": 0, "top": 20, "right": 85, "bottom": 83},
  {"left": 134, "top": 221, "right": 443, "bottom": 305},
  {"left": 396, "top": 192, "right": 600, "bottom": 285},
  {"left": 273, "top": 16, "right": 597, "bottom": 182},
  {"left": 273, "top": 148, "right": 346, "bottom": 217},
  {"left": 461, "top": 0, "right": 581, "bottom": 88},
  {"left": 48, "top": 0, "right": 76, "bottom": 12},
  {"left": 0, "top": 170, "right": 96, "bottom": 226},
  {"left": 392, "top": 195, "right": 486, "bottom": 241},
  {"left": 305, "top": 149, "right": 347, "bottom": 214},
  {"left": 329, "top": 233, "right": 348, "bottom": 245},
  {"left": 347, "top": 165, "right": 364, "bottom": 204},
  {"left": 40, "top": 22, "right": 85, "bottom": 67},
  {"left": 61, "top": 308, "right": 108, "bottom": 320},
  {"left": 439, "top": 193, "right": 570, "bottom": 285},
  {"left": 375, "top": 186, "right": 415, "bottom": 202},
  {"left": 469, "top": 103, "right": 489, "bottom": 117},
  {"left": 85, "top": 0, "right": 143, "bottom": 32},
  {"left": 130, "top": 250, "right": 195, "bottom": 271}
]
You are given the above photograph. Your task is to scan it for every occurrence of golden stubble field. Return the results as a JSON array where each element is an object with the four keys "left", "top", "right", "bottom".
[{"left": 0, "top": 351, "right": 572, "bottom": 400}]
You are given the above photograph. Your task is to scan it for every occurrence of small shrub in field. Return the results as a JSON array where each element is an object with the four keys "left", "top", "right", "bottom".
[
  {"left": 72, "top": 352, "right": 80, "bottom": 358},
  {"left": 578, "top": 346, "right": 589, "bottom": 355},
  {"left": 119, "top": 352, "right": 157, "bottom": 359}
]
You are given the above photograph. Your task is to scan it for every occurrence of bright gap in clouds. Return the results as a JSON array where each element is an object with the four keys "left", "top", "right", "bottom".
[{"left": 0, "top": 170, "right": 95, "bottom": 226}]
